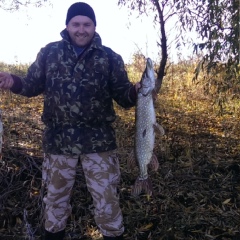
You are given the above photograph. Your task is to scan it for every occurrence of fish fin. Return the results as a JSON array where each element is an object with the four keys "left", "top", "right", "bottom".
[
  {"left": 131, "top": 177, "right": 153, "bottom": 196},
  {"left": 153, "top": 123, "right": 165, "bottom": 136},
  {"left": 149, "top": 154, "right": 159, "bottom": 171},
  {"left": 127, "top": 150, "right": 136, "bottom": 170}
]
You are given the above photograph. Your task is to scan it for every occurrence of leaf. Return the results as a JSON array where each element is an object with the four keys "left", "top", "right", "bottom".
[
  {"left": 222, "top": 198, "right": 231, "bottom": 205},
  {"left": 138, "top": 223, "right": 153, "bottom": 232}
]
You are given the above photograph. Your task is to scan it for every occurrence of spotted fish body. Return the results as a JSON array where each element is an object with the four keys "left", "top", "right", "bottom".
[{"left": 131, "top": 58, "right": 164, "bottom": 196}]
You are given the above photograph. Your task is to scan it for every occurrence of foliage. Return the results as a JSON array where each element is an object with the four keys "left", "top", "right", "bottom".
[
  {"left": 175, "top": 0, "right": 239, "bottom": 63},
  {"left": 193, "top": 59, "right": 240, "bottom": 113},
  {"left": 176, "top": 0, "right": 240, "bottom": 105},
  {"left": 0, "top": 0, "right": 48, "bottom": 11}
]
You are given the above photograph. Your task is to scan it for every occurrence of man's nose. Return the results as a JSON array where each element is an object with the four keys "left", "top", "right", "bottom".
[{"left": 77, "top": 25, "right": 85, "bottom": 33}]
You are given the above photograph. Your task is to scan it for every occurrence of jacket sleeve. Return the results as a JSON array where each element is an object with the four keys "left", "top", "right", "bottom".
[
  {"left": 108, "top": 52, "right": 137, "bottom": 108},
  {"left": 14, "top": 46, "right": 49, "bottom": 97}
]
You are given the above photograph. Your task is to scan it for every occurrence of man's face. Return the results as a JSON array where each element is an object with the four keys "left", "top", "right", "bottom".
[{"left": 66, "top": 15, "right": 95, "bottom": 47}]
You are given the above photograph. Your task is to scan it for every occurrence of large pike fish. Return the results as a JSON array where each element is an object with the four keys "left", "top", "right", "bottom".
[{"left": 131, "top": 58, "right": 164, "bottom": 196}]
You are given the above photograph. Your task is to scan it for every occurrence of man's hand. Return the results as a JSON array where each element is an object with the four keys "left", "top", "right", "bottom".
[
  {"left": 134, "top": 82, "right": 157, "bottom": 101},
  {"left": 0, "top": 72, "right": 14, "bottom": 90},
  {"left": 135, "top": 82, "right": 141, "bottom": 92}
]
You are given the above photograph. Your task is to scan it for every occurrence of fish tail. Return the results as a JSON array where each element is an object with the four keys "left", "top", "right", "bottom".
[{"left": 131, "top": 177, "right": 153, "bottom": 196}]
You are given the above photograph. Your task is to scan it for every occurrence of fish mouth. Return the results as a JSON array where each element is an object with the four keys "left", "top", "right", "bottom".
[
  {"left": 146, "top": 58, "right": 153, "bottom": 69},
  {"left": 139, "top": 57, "right": 155, "bottom": 95},
  {"left": 145, "top": 58, "right": 153, "bottom": 78}
]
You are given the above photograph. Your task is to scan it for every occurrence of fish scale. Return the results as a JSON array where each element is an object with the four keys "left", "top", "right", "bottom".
[{"left": 135, "top": 93, "right": 155, "bottom": 180}]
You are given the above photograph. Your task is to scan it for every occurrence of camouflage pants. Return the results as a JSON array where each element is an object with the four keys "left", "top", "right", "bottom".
[{"left": 42, "top": 151, "right": 124, "bottom": 237}]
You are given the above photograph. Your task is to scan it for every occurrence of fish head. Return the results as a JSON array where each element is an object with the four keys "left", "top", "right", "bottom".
[{"left": 139, "top": 58, "right": 155, "bottom": 96}]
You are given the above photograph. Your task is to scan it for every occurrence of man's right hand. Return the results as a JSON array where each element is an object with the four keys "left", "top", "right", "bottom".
[{"left": 0, "top": 72, "right": 14, "bottom": 90}]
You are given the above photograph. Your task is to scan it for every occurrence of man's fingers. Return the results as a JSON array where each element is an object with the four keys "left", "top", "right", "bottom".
[{"left": 135, "top": 82, "right": 141, "bottom": 92}]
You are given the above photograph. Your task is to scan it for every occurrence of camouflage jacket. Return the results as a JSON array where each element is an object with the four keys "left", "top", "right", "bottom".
[{"left": 11, "top": 29, "right": 137, "bottom": 156}]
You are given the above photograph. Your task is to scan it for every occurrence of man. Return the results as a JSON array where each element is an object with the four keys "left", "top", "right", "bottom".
[{"left": 0, "top": 2, "right": 139, "bottom": 240}]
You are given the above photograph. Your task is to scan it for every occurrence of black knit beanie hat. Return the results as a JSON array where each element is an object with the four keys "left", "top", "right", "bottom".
[{"left": 66, "top": 2, "right": 96, "bottom": 26}]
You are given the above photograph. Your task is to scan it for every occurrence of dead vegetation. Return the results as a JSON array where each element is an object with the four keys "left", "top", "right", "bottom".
[{"left": 0, "top": 71, "right": 239, "bottom": 240}]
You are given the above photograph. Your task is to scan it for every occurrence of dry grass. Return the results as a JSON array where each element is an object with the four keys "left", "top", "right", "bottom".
[{"left": 0, "top": 74, "right": 239, "bottom": 239}]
